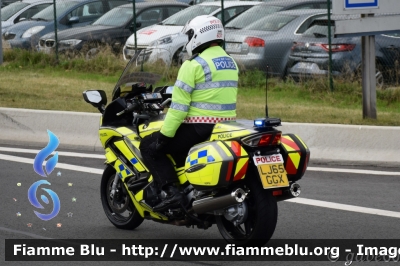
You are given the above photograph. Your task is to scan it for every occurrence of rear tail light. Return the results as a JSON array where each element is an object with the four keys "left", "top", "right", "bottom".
[
  {"left": 242, "top": 132, "right": 281, "bottom": 147},
  {"left": 316, "top": 43, "right": 356, "bottom": 52},
  {"left": 244, "top": 37, "right": 265, "bottom": 47}
]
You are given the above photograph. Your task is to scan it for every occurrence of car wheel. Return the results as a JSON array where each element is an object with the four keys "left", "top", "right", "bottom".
[
  {"left": 60, "top": 49, "right": 78, "bottom": 60},
  {"left": 172, "top": 47, "right": 183, "bottom": 66},
  {"left": 375, "top": 66, "right": 384, "bottom": 90},
  {"left": 81, "top": 42, "right": 106, "bottom": 60},
  {"left": 85, "top": 47, "right": 101, "bottom": 60},
  {"left": 354, "top": 63, "right": 385, "bottom": 90}
]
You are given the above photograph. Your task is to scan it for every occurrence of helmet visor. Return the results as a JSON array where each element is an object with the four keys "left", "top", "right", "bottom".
[{"left": 181, "top": 19, "right": 191, "bottom": 34}]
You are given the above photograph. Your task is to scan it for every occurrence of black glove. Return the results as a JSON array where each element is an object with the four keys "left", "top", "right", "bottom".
[{"left": 149, "top": 132, "right": 172, "bottom": 154}]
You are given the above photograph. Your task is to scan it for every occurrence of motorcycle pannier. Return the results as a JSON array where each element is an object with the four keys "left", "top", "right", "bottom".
[
  {"left": 185, "top": 141, "right": 249, "bottom": 191},
  {"left": 280, "top": 134, "right": 310, "bottom": 182}
]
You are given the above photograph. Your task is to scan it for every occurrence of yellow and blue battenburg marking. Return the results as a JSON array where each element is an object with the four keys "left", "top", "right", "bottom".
[
  {"left": 118, "top": 164, "right": 132, "bottom": 179},
  {"left": 187, "top": 149, "right": 215, "bottom": 166},
  {"left": 114, "top": 159, "right": 134, "bottom": 181}
]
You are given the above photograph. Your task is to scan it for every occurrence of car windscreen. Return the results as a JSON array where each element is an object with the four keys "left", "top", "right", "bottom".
[
  {"left": 1, "top": 2, "right": 29, "bottom": 21},
  {"left": 32, "top": 1, "right": 78, "bottom": 21},
  {"left": 243, "top": 13, "right": 296, "bottom": 31},
  {"left": 160, "top": 5, "right": 219, "bottom": 26},
  {"left": 225, "top": 5, "right": 283, "bottom": 29},
  {"left": 302, "top": 21, "right": 334, "bottom": 37},
  {"left": 92, "top": 7, "right": 133, "bottom": 26}
]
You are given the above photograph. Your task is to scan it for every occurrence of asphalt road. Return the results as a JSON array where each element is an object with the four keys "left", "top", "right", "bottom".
[{"left": 1, "top": 144, "right": 400, "bottom": 266}]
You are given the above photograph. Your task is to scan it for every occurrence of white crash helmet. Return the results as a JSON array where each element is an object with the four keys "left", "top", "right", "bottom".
[{"left": 182, "top": 15, "right": 224, "bottom": 57}]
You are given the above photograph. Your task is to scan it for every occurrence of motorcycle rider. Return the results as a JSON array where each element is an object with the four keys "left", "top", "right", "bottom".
[{"left": 140, "top": 15, "right": 239, "bottom": 211}]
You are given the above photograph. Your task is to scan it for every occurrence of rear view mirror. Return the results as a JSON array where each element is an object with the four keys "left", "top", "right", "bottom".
[
  {"left": 166, "top": 86, "right": 173, "bottom": 94},
  {"left": 129, "top": 22, "right": 142, "bottom": 32},
  {"left": 83, "top": 90, "right": 107, "bottom": 108},
  {"left": 68, "top": 16, "right": 80, "bottom": 24}
]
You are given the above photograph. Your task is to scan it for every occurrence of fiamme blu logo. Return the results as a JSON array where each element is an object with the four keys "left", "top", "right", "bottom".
[{"left": 28, "top": 130, "right": 61, "bottom": 221}]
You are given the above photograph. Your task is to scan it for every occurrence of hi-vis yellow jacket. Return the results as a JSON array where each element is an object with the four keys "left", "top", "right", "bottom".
[{"left": 160, "top": 46, "right": 239, "bottom": 138}]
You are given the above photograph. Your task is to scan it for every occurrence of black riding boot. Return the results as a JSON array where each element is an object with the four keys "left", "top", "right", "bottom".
[{"left": 153, "top": 185, "right": 183, "bottom": 211}]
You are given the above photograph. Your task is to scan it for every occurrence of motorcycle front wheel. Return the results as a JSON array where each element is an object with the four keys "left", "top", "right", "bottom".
[
  {"left": 100, "top": 165, "right": 144, "bottom": 230},
  {"left": 216, "top": 176, "right": 278, "bottom": 246}
]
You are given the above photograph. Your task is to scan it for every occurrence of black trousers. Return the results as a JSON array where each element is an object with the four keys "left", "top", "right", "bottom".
[{"left": 139, "top": 123, "right": 215, "bottom": 189}]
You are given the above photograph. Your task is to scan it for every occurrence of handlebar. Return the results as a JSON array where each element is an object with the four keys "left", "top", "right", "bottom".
[
  {"left": 116, "top": 102, "right": 139, "bottom": 116},
  {"left": 160, "top": 98, "right": 171, "bottom": 107},
  {"left": 115, "top": 91, "right": 172, "bottom": 117}
]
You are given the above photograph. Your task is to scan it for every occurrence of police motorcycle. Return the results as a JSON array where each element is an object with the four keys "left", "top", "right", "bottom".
[{"left": 83, "top": 53, "right": 310, "bottom": 246}]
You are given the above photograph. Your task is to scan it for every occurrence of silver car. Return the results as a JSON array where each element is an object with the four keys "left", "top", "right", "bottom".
[
  {"left": 224, "top": 9, "right": 326, "bottom": 77},
  {"left": 1, "top": 0, "right": 52, "bottom": 30}
]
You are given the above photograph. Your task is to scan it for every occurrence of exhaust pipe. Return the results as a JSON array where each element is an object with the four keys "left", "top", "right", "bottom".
[
  {"left": 192, "top": 188, "right": 248, "bottom": 214},
  {"left": 276, "top": 182, "right": 301, "bottom": 201}
]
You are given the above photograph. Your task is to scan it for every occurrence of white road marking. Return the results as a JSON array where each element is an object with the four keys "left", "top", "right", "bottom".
[
  {"left": 0, "top": 147, "right": 105, "bottom": 159},
  {"left": 0, "top": 153, "right": 103, "bottom": 175},
  {"left": 1, "top": 147, "right": 400, "bottom": 176},
  {"left": 0, "top": 226, "right": 52, "bottom": 239},
  {"left": 307, "top": 166, "right": 400, "bottom": 176},
  {"left": 1, "top": 153, "right": 400, "bottom": 219},
  {"left": 4, "top": 147, "right": 400, "bottom": 176},
  {"left": 286, "top": 198, "right": 400, "bottom": 219}
]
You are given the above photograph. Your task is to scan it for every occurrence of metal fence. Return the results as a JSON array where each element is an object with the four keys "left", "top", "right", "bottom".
[{"left": 1, "top": 0, "right": 400, "bottom": 88}]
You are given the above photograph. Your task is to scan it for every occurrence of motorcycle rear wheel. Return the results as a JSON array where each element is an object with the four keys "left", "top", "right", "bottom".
[
  {"left": 216, "top": 177, "right": 278, "bottom": 246},
  {"left": 100, "top": 166, "right": 144, "bottom": 230}
]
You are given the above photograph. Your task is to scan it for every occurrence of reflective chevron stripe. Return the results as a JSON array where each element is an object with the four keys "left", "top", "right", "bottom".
[
  {"left": 195, "top": 80, "right": 238, "bottom": 90},
  {"left": 175, "top": 80, "right": 194, "bottom": 94},
  {"left": 193, "top": 56, "right": 212, "bottom": 82},
  {"left": 191, "top": 102, "right": 236, "bottom": 111},
  {"left": 170, "top": 102, "right": 189, "bottom": 112}
]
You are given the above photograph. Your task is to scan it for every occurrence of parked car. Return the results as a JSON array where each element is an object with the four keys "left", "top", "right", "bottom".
[
  {"left": 286, "top": 16, "right": 400, "bottom": 89},
  {"left": 1, "top": 0, "right": 52, "bottom": 30},
  {"left": 225, "top": 0, "right": 329, "bottom": 31},
  {"left": 1, "top": 0, "right": 19, "bottom": 8},
  {"left": 2, "top": 0, "right": 131, "bottom": 50},
  {"left": 37, "top": 2, "right": 188, "bottom": 58},
  {"left": 192, "top": 0, "right": 326, "bottom": 4},
  {"left": 122, "top": 1, "right": 262, "bottom": 65},
  {"left": 179, "top": 0, "right": 330, "bottom": 64},
  {"left": 224, "top": 9, "right": 327, "bottom": 77}
]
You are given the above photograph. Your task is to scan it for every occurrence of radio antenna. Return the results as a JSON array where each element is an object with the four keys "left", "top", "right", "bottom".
[{"left": 265, "top": 65, "right": 269, "bottom": 118}]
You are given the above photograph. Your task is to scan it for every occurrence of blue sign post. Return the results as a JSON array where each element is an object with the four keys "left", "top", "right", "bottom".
[{"left": 345, "top": 0, "right": 378, "bottom": 9}]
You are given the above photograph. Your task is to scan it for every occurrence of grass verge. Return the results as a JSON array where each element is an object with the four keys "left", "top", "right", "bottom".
[{"left": 1, "top": 49, "right": 400, "bottom": 126}]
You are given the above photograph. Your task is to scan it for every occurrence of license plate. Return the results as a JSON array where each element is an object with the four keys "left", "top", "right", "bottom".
[
  {"left": 294, "top": 62, "right": 317, "bottom": 70},
  {"left": 125, "top": 49, "right": 136, "bottom": 56},
  {"left": 226, "top": 42, "right": 241, "bottom": 53},
  {"left": 253, "top": 154, "right": 289, "bottom": 189},
  {"left": 2, "top": 39, "right": 11, "bottom": 49},
  {"left": 37, "top": 47, "right": 52, "bottom": 54}
]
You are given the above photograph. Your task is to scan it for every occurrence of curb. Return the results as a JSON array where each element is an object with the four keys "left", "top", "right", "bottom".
[
  {"left": 1, "top": 107, "right": 400, "bottom": 165},
  {"left": 0, "top": 108, "right": 102, "bottom": 152}
]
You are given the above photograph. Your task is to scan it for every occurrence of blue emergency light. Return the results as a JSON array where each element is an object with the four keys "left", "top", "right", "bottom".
[{"left": 253, "top": 118, "right": 282, "bottom": 128}]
